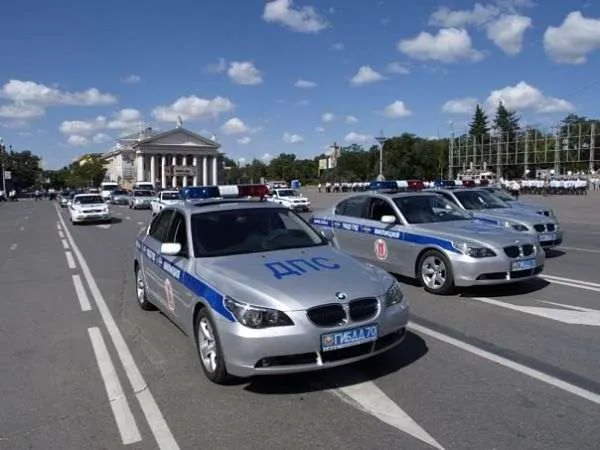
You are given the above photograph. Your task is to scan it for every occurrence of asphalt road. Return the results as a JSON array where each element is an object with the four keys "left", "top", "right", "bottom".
[{"left": 1, "top": 193, "right": 599, "bottom": 449}]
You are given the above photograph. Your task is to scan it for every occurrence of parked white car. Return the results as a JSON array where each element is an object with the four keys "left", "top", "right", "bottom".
[
  {"left": 267, "top": 188, "right": 311, "bottom": 212},
  {"left": 150, "top": 190, "right": 181, "bottom": 216}
]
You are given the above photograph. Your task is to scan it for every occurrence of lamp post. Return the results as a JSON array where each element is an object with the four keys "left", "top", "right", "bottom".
[
  {"left": 375, "top": 131, "right": 387, "bottom": 181},
  {"left": 0, "top": 137, "right": 6, "bottom": 195}
]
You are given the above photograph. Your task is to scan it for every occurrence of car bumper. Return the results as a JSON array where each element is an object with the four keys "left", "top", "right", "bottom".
[
  {"left": 216, "top": 303, "right": 409, "bottom": 377},
  {"left": 71, "top": 213, "right": 111, "bottom": 223},
  {"left": 111, "top": 199, "right": 129, "bottom": 205},
  {"left": 537, "top": 230, "right": 563, "bottom": 248},
  {"left": 132, "top": 202, "right": 151, "bottom": 209},
  {"left": 450, "top": 251, "right": 545, "bottom": 287},
  {"left": 291, "top": 204, "right": 311, "bottom": 212}
]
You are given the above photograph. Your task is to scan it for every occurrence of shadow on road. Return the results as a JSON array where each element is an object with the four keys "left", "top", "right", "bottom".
[
  {"left": 459, "top": 277, "right": 550, "bottom": 298},
  {"left": 544, "top": 248, "right": 566, "bottom": 259},
  {"left": 242, "top": 331, "right": 428, "bottom": 395}
]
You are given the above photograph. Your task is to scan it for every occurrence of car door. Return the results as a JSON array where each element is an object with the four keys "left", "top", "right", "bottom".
[
  {"left": 360, "top": 197, "right": 409, "bottom": 274},
  {"left": 331, "top": 195, "right": 370, "bottom": 257},
  {"left": 159, "top": 211, "right": 194, "bottom": 326},
  {"left": 142, "top": 209, "right": 175, "bottom": 309}
]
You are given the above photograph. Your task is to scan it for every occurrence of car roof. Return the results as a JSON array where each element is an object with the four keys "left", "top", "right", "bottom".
[
  {"left": 164, "top": 199, "right": 286, "bottom": 216},
  {"left": 74, "top": 193, "right": 102, "bottom": 197}
]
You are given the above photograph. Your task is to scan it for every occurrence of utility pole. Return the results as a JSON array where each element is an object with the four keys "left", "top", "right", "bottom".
[
  {"left": 0, "top": 137, "right": 6, "bottom": 195},
  {"left": 375, "top": 131, "right": 387, "bottom": 181},
  {"left": 554, "top": 128, "right": 560, "bottom": 175},
  {"left": 524, "top": 128, "right": 529, "bottom": 177},
  {"left": 495, "top": 134, "right": 501, "bottom": 180},
  {"left": 448, "top": 122, "right": 455, "bottom": 180},
  {"left": 591, "top": 122, "right": 596, "bottom": 174}
]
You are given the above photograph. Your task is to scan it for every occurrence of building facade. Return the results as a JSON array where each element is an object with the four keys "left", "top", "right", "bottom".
[{"left": 102, "top": 123, "right": 221, "bottom": 189}]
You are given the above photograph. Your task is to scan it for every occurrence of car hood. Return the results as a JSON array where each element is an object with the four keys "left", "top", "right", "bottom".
[
  {"left": 75, "top": 203, "right": 106, "bottom": 209},
  {"left": 192, "top": 246, "right": 393, "bottom": 311},
  {"left": 414, "top": 221, "right": 538, "bottom": 248},
  {"left": 471, "top": 207, "right": 550, "bottom": 225},
  {"left": 511, "top": 201, "right": 552, "bottom": 213},
  {"left": 160, "top": 199, "right": 180, "bottom": 204}
]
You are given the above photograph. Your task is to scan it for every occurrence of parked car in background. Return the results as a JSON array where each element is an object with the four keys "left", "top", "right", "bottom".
[
  {"left": 109, "top": 189, "right": 130, "bottom": 205},
  {"left": 129, "top": 190, "right": 155, "bottom": 209}
]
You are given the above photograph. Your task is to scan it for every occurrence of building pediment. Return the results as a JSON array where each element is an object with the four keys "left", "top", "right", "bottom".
[{"left": 137, "top": 128, "right": 220, "bottom": 149}]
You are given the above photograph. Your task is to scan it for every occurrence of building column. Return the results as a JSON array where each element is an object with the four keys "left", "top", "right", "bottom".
[
  {"left": 202, "top": 156, "right": 208, "bottom": 186},
  {"left": 136, "top": 151, "right": 144, "bottom": 182},
  {"left": 182, "top": 155, "right": 188, "bottom": 187},
  {"left": 161, "top": 156, "right": 167, "bottom": 189},
  {"left": 172, "top": 155, "right": 178, "bottom": 188},
  {"left": 150, "top": 155, "right": 156, "bottom": 188},
  {"left": 212, "top": 156, "right": 218, "bottom": 185},
  {"left": 192, "top": 156, "right": 198, "bottom": 185}
]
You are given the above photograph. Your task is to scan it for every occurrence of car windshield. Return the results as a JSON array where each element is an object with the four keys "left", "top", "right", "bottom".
[
  {"left": 162, "top": 192, "right": 180, "bottom": 200},
  {"left": 485, "top": 188, "right": 515, "bottom": 202},
  {"left": 276, "top": 189, "right": 296, "bottom": 197},
  {"left": 191, "top": 208, "right": 327, "bottom": 257},
  {"left": 454, "top": 190, "right": 509, "bottom": 210},
  {"left": 393, "top": 195, "right": 470, "bottom": 224},
  {"left": 112, "top": 190, "right": 128, "bottom": 195},
  {"left": 134, "top": 190, "right": 154, "bottom": 197},
  {"left": 75, "top": 195, "right": 103, "bottom": 204}
]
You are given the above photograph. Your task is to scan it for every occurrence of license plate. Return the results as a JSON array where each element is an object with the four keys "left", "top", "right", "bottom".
[
  {"left": 321, "top": 325, "right": 378, "bottom": 352},
  {"left": 512, "top": 258, "right": 536, "bottom": 271},
  {"left": 539, "top": 232, "right": 556, "bottom": 242}
]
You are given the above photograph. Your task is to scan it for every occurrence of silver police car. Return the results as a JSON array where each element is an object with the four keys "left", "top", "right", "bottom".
[
  {"left": 133, "top": 193, "right": 409, "bottom": 384},
  {"left": 427, "top": 188, "right": 563, "bottom": 249},
  {"left": 310, "top": 192, "right": 545, "bottom": 295},
  {"left": 479, "top": 186, "right": 555, "bottom": 218}
]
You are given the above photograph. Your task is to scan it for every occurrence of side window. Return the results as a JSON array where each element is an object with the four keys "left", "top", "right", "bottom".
[
  {"left": 165, "top": 212, "right": 189, "bottom": 256},
  {"left": 366, "top": 198, "right": 397, "bottom": 222},
  {"left": 149, "top": 210, "right": 174, "bottom": 243},
  {"left": 334, "top": 196, "right": 367, "bottom": 218},
  {"left": 439, "top": 192, "right": 458, "bottom": 205}
]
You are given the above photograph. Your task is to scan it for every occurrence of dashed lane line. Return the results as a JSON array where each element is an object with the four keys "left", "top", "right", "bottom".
[
  {"left": 65, "top": 251, "right": 76, "bottom": 269},
  {"left": 56, "top": 205, "right": 179, "bottom": 450},
  {"left": 540, "top": 274, "right": 600, "bottom": 293},
  {"left": 9, "top": 243, "right": 18, "bottom": 251},
  {"left": 61, "top": 239, "right": 70, "bottom": 250},
  {"left": 88, "top": 327, "right": 142, "bottom": 445},
  {"left": 72, "top": 274, "right": 92, "bottom": 311},
  {"left": 559, "top": 246, "right": 600, "bottom": 254}
]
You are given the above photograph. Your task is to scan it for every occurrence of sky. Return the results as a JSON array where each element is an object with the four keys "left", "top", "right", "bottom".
[{"left": 1, "top": 0, "right": 600, "bottom": 169}]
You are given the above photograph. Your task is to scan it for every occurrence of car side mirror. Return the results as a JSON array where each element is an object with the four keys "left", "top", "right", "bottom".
[
  {"left": 320, "top": 229, "right": 335, "bottom": 242},
  {"left": 380, "top": 215, "right": 396, "bottom": 224},
  {"left": 160, "top": 242, "right": 182, "bottom": 256}
]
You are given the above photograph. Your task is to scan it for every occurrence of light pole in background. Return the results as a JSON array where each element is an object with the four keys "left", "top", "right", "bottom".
[
  {"left": 375, "top": 131, "right": 387, "bottom": 181},
  {"left": 0, "top": 137, "right": 6, "bottom": 195}
]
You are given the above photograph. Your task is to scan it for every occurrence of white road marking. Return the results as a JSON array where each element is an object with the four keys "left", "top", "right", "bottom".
[
  {"left": 540, "top": 275, "right": 600, "bottom": 293},
  {"left": 559, "top": 246, "right": 600, "bottom": 254},
  {"left": 137, "top": 221, "right": 144, "bottom": 225},
  {"left": 470, "top": 297, "right": 600, "bottom": 326},
  {"left": 65, "top": 251, "right": 76, "bottom": 269},
  {"left": 58, "top": 230, "right": 65, "bottom": 239},
  {"left": 334, "top": 381, "right": 444, "bottom": 449},
  {"left": 19, "top": 226, "right": 24, "bottom": 231},
  {"left": 409, "top": 322, "right": 600, "bottom": 406},
  {"left": 61, "top": 239, "right": 69, "bottom": 250},
  {"left": 9, "top": 243, "right": 18, "bottom": 251},
  {"left": 24, "top": 216, "right": 29, "bottom": 220},
  {"left": 56, "top": 206, "right": 179, "bottom": 450},
  {"left": 125, "top": 216, "right": 131, "bottom": 220},
  {"left": 87, "top": 327, "right": 142, "bottom": 445},
  {"left": 541, "top": 274, "right": 600, "bottom": 289},
  {"left": 97, "top": 224, "right": 111, "bottom": 229},
  {"left": 57, "top": 222, "right": 62, "bottom": 230},
  {"left": 72, "top": 274, "right": 92, "bottom": 311}
]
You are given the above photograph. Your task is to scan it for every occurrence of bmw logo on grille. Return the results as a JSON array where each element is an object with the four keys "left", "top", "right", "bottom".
[{"left": 335, "top": 292, "right": 347, "bottom": 300}]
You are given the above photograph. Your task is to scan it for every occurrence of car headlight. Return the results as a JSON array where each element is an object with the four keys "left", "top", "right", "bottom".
[
  {"left": 384, "top": 280, "right": 405, "bottom": 307},
  {"left": 224, "top": 297, "right": 293, "bottom": 329},
  {"left": 453, "top": 241, "right": 496, "bottom": 258},
  {"left": 505, "top": 221, "right": 528, "bottom": 232}
]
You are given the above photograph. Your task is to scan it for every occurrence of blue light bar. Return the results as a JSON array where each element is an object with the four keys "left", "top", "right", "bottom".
[{"left": 180, "top": 186, "right": 221, "bottom": 200}]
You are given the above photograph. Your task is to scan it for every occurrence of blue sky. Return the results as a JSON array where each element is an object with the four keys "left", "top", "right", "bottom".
[{"left": 1, "top": 0, "right": 600, "bottom": 169}]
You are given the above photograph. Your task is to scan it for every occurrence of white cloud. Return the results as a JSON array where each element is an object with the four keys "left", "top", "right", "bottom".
[
  {"left": 205, "top": 57, "right": 227, "bottom": 73},
  {"left": 221, "top": 117, "right": 249, "bottom": 135},
  {"left": 59, "top": 116, "right": 106, "bottom": 135},
  {"left": 486, "top": 14, "right": 532, "bottom": 55},
  {"left": 442, "top": 97, "right": 479, "bottom": 114},
  {"left": 261, "top": 153, "right": 273, "bottom": 162},
  {"left": 152, "top": 95, "right": 234, "bottom": 122},
  {"left": 92, "top": 133, "right": 111, "bottom": 144},
  {"left": 322, "top": 112, "right": 335, "bottom": 122},
  {"left": 237, "top": 136, "right": 252, "bottom": 145},
  {"left": 296, "top": 99, "right": 311, "bottom": 106},
  {"left": 429, "top": 3, "right": 499, "bottom": 27},
  {"left": 107, "top": 108, "right": 142, "bottom": 130},
  {"left": 121, "top": 74, "right": 141, "bottom": 84},
  {"left": 262, "top": 0, "right": 328, "bottom": 33},
  {"left": 0, "top": 103, "right": 45, "bottom": 119},
  {"left": 544, "top": 11, "right": 600, "bottom": 64},
  {"left": 398, "top": 28, "right": 484, "bottom": 63},
  {"left": 345, "top": 115, "right": 359, "bottom": 124},
  {"left": 331, "top": 42, "right": 344, "bottom": 50},
  {"left": 385, "top": 62, "right": 410, "bottom": 74},
  {"left": 315, "top": 126, "right": 325, "bottom": 133},
  {"left": 295, "top": 79, "right": 317, "bottom": 88},
  {"left": 67, "top": 135, "right": 89, "bottom": 147},
  {"left": 344, "top": 132, "right": 371, "bottom": 144},
  {"left": 1, "top": 80, "right": 117, "bottom": 106},
  {"left": 227, "top": 61, "right": 263, "bottom": 85},
  {"left": 486, "top": 81, "right": 575, "bottom": 113},
  {"left": 379, "top": 100, "right": 413, "bottom": 118},
  {"left": 350, "top": 66, "right": 385, "bottom": 86},
  {"left": 283, "top": 132, "right": 304, "bottom": 144}
]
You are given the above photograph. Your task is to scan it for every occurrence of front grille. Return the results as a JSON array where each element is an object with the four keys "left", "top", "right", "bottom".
[
  {"left": 504, "top": 244, "right": 535, "bottom": 258},
  {"left": 546, "top": 223, "right": 556, "bottom": 232},
  {"left": 504, "top": 246, "right": 520, "bottom": 258},
  {"left": 522, "top": 244, "right": 535, "bottom": 256},
  {"left": 307, "top": 304, "right": 345, "bottom": 326},
  {"left": 534, "top": 224, "right": 545, "bottom": 232},
  {"left": 349, "top": 298, "right": 378, "bottom": 322}
]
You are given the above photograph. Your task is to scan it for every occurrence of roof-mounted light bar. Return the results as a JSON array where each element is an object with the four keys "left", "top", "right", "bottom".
[{"left": 180, "top": 184, "right": 270, "bottom": 201}]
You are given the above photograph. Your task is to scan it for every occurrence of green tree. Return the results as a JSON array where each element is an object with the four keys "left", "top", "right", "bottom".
[
  {"left": 469, "top": 104, "right": 490, "bottom": 137},
  {"left": 4, "top": 150, "right": 43, "bottom": 190},
  {"left": 493, "top": 101, "right": 520, "bottom": 138}
]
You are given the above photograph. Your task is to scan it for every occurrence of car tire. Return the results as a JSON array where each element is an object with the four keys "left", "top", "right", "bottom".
[
  {"left": 195, "top": 308, "right": 232, "bottom": 384},
  {"left": 417, "top": 250, "right": 455, "bottom": 295},
  {"left": 135, "top": 266, "right": 156, "bottom": 311}
]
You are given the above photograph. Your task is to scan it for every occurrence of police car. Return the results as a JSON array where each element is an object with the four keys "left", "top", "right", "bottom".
[
  {"left": 150, "top": 190, "right": 181, "bottom": 216},
  {"left": 310, "top": 191, "right": 544, "bottom": 295},
  {"left": 133, "top": 185, "right": 409, "bottom": 384},
  {"left": 69, "top": 193, "right": 111, "bottom": 224},
  {"left": 426, "top": 188, "right": 563, "bottom": 249},
  {"left": 479, "top": 186, "right": 555, "bottom": 218}
]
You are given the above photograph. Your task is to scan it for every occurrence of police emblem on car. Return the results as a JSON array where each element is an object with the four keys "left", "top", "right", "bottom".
[{"left": 335, "top": 292, "right": 347, "bottom": 300}]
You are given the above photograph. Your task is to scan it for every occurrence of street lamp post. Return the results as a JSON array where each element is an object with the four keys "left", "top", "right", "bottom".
[
  {"left": 375, "top": 131, "right": 387, "bottom": 181},
  {"left": 0, "top": 137, "right": 6, "bottom": 195}
]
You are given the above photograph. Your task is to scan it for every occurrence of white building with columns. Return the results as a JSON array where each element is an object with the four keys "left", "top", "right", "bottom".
[{"left": 102, "top": 122, "right": 221, "bottom": 189}]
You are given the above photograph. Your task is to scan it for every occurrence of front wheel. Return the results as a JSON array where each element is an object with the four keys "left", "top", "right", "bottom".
[
  {"left": 418, "top": 250, "right": 455, "bottom": 295},
  {"left": 195, "top": 309, "right": 232, "bottom": 384},
  {"left": 135, "top": 266, "right": 156, "bottom": 310}
]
